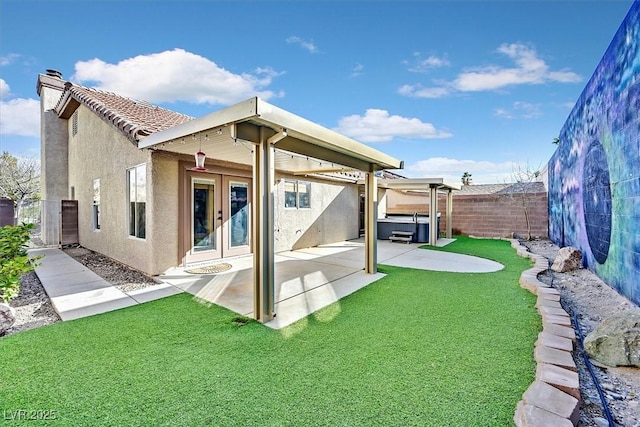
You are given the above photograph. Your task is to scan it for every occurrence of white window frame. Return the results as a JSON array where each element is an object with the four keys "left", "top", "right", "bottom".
[
  {"left": 92, "top": 178, "right": 100, "bottom": 231},
  {"left": 127, "top": 164, "right": 146, "bottom": 239},
  {"left": 284, "top": 179, "right": 311, "bottom": 209}
]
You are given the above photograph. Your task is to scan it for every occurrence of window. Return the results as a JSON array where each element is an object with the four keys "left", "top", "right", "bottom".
[
  {"left": 284, "top": 180, "right": 311, "bottom": 209},
  {"left": 92, "top": 178, "right": 100, "bottom": 230},
  {"left": 127, "top": 164, "right": 146, "bottom": 239}
]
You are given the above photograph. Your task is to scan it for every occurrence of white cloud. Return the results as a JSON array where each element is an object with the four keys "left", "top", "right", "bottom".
[
  {"left": 405, "top": 52, "right": 450, "bottom": 73},
  {"left": 72, "top": 48, "right": 283, "bottom": 105},
  {"left": 454, "top": 43, "right": 581, "bottom": 91},
  {"left": 399, "top": 42, "right": 582, "bottom": 98},
  {"left": 0, "top": 53, "right": 20, "bottom": 66},
  {"left": 0, "top": 98, "right": 40, "bottom": 137},
  {"left": 493, "top": 108, "right": 513, "bottom": 119},
  {"left": 406, "top": 157, "right": 520, "bottom": 184},
  {"left": 351, "top": 63, "right": 364, "bottom": 78},
  {"left": 494, "top": 101, "right": 542, "bottom": 119},
  {"left": 286, "top": 36, "right": 318, "bottom": 53},
  {"left": 0, "top": 79, "right": 10, "bottom": 99},
  {"left": 334, "top": 109, "right": 452, "bottom": 143},
  {"left": 397, "top": 84, "right": 451, "bottom": 99}
]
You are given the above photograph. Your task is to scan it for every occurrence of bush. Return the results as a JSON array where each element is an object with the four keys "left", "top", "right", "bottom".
[{"left": 0, "top": 223, "right": 40, "bottom": 303}]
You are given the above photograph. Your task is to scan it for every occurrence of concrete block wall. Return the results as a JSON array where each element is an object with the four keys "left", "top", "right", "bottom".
[
  {"left": 387, "top": 189, "right": 549, "bottom": 239},
  {"left": 548, "top": 1, "right": 640, "bottom": 306}
]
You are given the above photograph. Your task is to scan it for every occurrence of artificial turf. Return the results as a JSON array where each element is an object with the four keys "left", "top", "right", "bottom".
[{"left": 0, "top": 237, "right": 540, "bottom": 426}]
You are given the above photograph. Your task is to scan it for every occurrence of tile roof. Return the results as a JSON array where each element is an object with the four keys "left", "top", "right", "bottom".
[{"left": 57, "top": 83, "right": 194, "bottom": 145}]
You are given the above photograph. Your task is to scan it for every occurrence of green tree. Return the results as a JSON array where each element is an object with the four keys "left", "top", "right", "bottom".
[
  {"left": 461, "top": 172, "right": 472, "bottom": 186},
  {"left": 0, "top": 152, "right": 40, "bottom": 220}
]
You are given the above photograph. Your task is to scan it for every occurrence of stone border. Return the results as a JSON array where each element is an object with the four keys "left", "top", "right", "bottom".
[{"left": 508, "top": 239, "right": 581, "bottom": 427}]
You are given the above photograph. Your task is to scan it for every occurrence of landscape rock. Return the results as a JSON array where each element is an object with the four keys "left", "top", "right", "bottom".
[
  {"left": 584, "top": 312, "right": 640, "bottom": 367},
  {"left": 551, "top": 247, "right": 583, "bottom": 273},
  {"left": 0, "top": 303, "right": 16, "bottom": 335}
]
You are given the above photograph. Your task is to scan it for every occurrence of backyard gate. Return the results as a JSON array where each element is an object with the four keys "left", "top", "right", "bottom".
[{"left": 60, "top": 200, "right": 79, "bottom": 246}]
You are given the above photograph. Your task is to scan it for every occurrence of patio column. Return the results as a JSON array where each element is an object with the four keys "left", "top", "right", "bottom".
[
  {"left": 364, "top": 171, "right": 378, "bottom": 273},
  {"left": 429, "top": 184, "right": 439, "bottom": 246},
  {"left": 446, "top": 189, "right": 453, "bottom": 238},
  {"left": 252, "top": 126, "right": 275, "bottom": 323}
]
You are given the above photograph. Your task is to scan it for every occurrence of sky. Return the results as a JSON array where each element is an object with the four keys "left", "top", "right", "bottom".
[{"left": 0, "top": 0, "right": 636, "bottom": 185}]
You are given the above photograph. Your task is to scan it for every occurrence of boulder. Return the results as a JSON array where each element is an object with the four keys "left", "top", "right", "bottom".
[
  {"left": 551, "top": 247, "right": 583, "bottom": 273},
  {"left": 0, "top": 303, "right": 16, "bottom": 335},
  {"left": 584, "top": 312, "right": 640, "bottom": 367}
]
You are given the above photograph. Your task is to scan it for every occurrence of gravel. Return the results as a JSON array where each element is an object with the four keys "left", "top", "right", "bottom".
[
  {"left": 2, "top": 245, "right": 160, "bottom": 338},
  {"left": 3, "top": 239, "right": 639, "bottom": 426},
  {"left": 521, "top": 238, "right": 640, "bottom": 427}
]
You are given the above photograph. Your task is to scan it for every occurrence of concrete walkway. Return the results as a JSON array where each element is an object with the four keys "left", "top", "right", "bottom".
[
  {"left": 29, "top": 248, "right": 182, "bottom": 321},
  {"left": 29, "top": 239, "right": 502, "bottom": 327}
]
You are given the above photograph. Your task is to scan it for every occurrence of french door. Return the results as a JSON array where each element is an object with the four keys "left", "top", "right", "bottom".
[{"left": 185, "top": 173, "right": 251, "bottom": 264}]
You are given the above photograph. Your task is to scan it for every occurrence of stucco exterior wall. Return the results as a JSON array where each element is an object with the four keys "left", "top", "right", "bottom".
[
  {"left": 67, "top": 106, "right": 154, "bottom": 273},
  {"left": 548, "top": 2, "right": 640, "bottom": 305},
  {"left": 273, "top": 175, "right": 360, "bottom": 251},
  {"left": 148, "top": 152, "right": 180, "bottom": 274}
]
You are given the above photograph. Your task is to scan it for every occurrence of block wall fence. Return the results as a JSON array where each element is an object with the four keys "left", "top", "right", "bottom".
[
  {"left": 548, "top": 1, "right": 640, "bottom": 306},
  {"left": 386, "top": 190, "right": 549, "bottom": 239}
]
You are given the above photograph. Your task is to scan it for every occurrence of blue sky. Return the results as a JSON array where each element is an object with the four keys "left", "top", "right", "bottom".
[{"left": 0, "top": 0, "right": 635, "bottom": 184}]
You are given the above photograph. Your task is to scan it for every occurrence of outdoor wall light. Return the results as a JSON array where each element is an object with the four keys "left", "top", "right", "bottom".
[{"left": 193, "top": 150, "right": 207, "bottom": 171}]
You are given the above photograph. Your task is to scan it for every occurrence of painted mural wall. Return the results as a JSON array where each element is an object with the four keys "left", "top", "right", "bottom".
[{"left": 548, "top": 1, "right": 640, "bottom": 306}]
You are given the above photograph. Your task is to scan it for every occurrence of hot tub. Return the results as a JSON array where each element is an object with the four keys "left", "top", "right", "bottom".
[{"left": 377, "top": 213, "right": 440, "bottom": 243}]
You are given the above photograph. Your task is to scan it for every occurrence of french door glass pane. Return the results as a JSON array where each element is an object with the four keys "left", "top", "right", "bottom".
[
  {"left": 193, "top": 184, "right": 215, "bottom": 251},
  {"left": 229, "top": 183, "right": 248, "bottom": 247}
]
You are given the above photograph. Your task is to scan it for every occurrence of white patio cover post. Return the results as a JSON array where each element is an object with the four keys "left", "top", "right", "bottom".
[
  {"left": 252, "top": 126, "right": 275, "bottom": 323},
  {"left": 446, "top": 189, "right": 453, "bottom": 239},
  {"left": 365, "top": 172, "right": 378, "bottom": 273},
  {"left": 429, "top": 184, "right": 439, "bottom": 246}
]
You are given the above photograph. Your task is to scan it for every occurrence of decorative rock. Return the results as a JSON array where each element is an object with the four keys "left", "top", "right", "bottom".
[
  {"left": 584, "top": 312, "right": 640, "bottom": 367},
  {"left": 551, "top": 247, "right": 583, "bottom": 273},
  {"left": 0, "top": 303, "right": 16, "bottom": 335}
]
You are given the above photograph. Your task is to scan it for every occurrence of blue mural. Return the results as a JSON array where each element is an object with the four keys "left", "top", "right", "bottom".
[{"left": 548, "top": 0, "right": 640, "bottom": 306}]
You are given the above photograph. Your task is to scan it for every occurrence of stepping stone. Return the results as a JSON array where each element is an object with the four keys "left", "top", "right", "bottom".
[
  {"left": 523, "top": 380, "right": 579, "bottom": 424},
  {"left": 537, "top": 298, "right": 563, "bottom": 310},
  {"left": 544, "top": 323, "right": 576, "bottom": 341},
  {"left": 514, "top": 401, "right": 574, "bottom": 427},
  {"left": 538, "top": 286, "right": 560, "bottom": 296},
  {"left": 542, "top": 313, "right": 573, "bottom": 327},
  {"left": 538, "top": 292, "right": 561, "bottom": 302},
  {"left": 535, "top": 345, "right": 577, "bottom": 371},
  {"left": 536, "top": 363, "right": 580, "bottom": 399},
  {"left": 539, "top": 305, "right": 570, "bottom": 317},
  {"left": 538, "top": 331, "right": 574, "bottom": 351}
]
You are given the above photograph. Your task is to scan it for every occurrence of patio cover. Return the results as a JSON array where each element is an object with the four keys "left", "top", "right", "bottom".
[
  {"left": 139, "top": 97, "right": 403, "bottom": 322},
  {"left": 377, "top": 178, "right": 460, "bottom": 246}
]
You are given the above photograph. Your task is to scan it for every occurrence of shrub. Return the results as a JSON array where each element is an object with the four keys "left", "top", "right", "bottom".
[{"left": 0, "top": 223, "right": 40, "bottom": 303}]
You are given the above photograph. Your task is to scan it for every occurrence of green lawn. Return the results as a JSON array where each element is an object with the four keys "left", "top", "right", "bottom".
[{"left": 0, "top": 237, "right": 540, "bottom": 426}]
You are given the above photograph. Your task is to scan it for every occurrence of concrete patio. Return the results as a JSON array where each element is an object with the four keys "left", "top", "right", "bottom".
[
  {"left": 159, "top": 238, "right": 503, "bottom": 329},
  {"left": 31, "top": 238, "right": 502, "bottom": 328}
]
